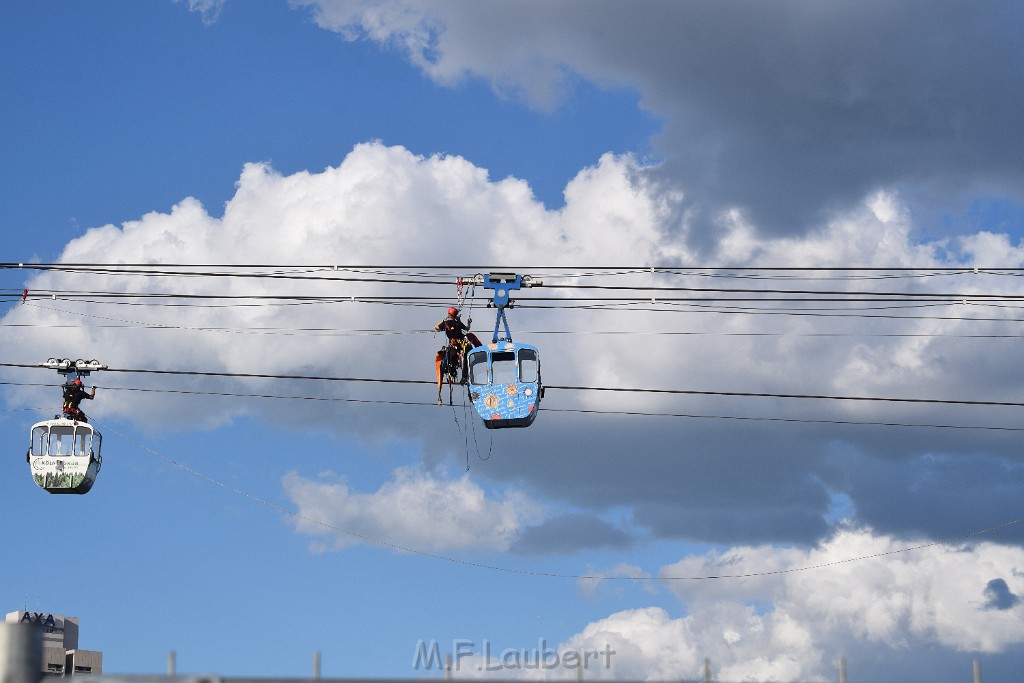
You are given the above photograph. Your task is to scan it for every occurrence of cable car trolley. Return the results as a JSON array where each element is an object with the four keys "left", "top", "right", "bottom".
[
  {"left": 465, "top": 273, "right": 544, "bottom": 429},
  {"left": 27, "top": 358, "right": 106, "bottom": 494}
]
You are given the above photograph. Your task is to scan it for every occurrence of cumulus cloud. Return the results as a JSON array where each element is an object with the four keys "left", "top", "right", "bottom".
[
  {"left": 450, "top": 605, "right": 820, "bottom": 681},
  {"left": 473, "top": 528, "right": 1024, "bottom": 681},
  {"left": 4, "top": 141, "right": 1024, "bottom": 554},
  {"left": 0, "top": 143, "right": 679, "bottom": 431},
  {"left": 292, "top": 0, "right": 1024, "bottom": 238},
  {"left": 660, "top": 527, "right": 1024, "bottom": 656},
  {"left": 283, "top": 466, "right": 542, "bottom": 552}
]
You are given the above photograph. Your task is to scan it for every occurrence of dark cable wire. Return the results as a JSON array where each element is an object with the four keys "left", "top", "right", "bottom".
[
  {"left": 3, "top": 362, "right": 1022, "bottom": 409},
  {"left": 5, "top": 380, "right": 1021, "bottom": 432}
]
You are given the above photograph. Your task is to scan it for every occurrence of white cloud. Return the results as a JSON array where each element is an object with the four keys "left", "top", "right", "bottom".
[
  {"left": 412, "top": 527, "right": 1024, "bottom": 680},
  {"left": 290, "top": 0, "right": 580, "bottom": 109},
  {"left": 179, "top": 0, "right": 227, "bottom": 25},
  {"left": 291, "top": 0, "right": 1024, "bottom": 234},
  {"left": 474, "top": 528, "right": 1024, "bottom": 681},
  {"left": 660, "top": 528, "right": 1024, "bottom": 661},
  {"left": 4, "top": 139, "right": 1024, "bottom": 554},
  {"left": 283, "top": 466, "right": 542, "bottom": 552},
  {"left": 0, "top": 144, "right": 670, "bottom": 429},
  {"left": 556, "top": 607, "right": 703, "bottom": 681},
  {"left": 454, "top": 604, "right": 820, "bottom": 682}
]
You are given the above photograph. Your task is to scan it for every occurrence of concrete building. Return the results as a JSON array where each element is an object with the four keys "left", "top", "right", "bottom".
[{"left": 4, "top": 611, "right": 102, "bottom": 676}]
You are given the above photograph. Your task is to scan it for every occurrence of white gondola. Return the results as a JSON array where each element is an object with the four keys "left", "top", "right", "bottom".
[
  {"left": 26, "top": 357, "right": 108, "bottom": 494},
  {"left": 27, "top": 419, "right": 103, "bottom": 494}
]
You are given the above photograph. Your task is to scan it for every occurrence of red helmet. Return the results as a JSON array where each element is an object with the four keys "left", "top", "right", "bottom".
[
  {"left": 72, "top": 379, "right": 83, "bottom": 386},
  {"left": 448, "top": 307, "right": 459, "bottom": 317}
]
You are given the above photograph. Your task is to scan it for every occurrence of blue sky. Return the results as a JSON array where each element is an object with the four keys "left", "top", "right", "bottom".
[
  {"left": 4, "top": 2, "right": 1024, "bottom": 681},
  {"left": 0, "top": 2, "right": 657, "bottom": 243}
]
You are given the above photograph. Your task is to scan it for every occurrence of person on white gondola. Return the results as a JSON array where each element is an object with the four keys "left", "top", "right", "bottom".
[{"left": 62, "top": 378, "right": 96, "bottom": 422}]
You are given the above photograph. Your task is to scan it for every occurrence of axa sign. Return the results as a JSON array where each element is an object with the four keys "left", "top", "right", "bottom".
[{"left": 20, "top": 612, "right": 57, "bottom": 629}]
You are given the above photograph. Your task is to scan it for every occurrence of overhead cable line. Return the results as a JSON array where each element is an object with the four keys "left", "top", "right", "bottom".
[
  {"left": 7, "top": 263, "right": 1024, "bottom": 295},
  {"left": 7, "top": 262, "right": 1024, "bottom": 273},
  {"left": 10, "top": 272, "right": 1024, "bottom": 299},
  {"left": 11, "top": 320, "right": 1024, "bottom": 340},
  {"left": 2, "top": 362, "right": 1021, "bottom": 408},
  {"left": 5, "top": 380, "right": 1021, "bottom": 432},
  {"left": 10, "top": 289, "right": 1024, "bottom": 307},
  {"left": 13, "top": 296, "right": 1024, "bottom": 325}
]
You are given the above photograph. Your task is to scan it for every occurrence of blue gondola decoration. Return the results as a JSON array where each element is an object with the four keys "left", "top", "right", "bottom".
[{"left": 465, "top": 273, "right": 544, "bottom": 429}]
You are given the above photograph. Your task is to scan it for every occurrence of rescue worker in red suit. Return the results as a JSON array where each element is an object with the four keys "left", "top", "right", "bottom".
[
  {"left": 62, "top": 378, "right": 96, "bottom": 422},
  {"left": 434, "top": 308, "right": 482, "bottom": 399}
]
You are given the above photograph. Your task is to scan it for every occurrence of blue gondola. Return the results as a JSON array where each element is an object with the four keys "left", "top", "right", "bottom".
[
  {"left": 465, "top": 273, "right": 544, "bottom": 428},
  {"left": 467, "top": 341, "right": 542, "bottom": 428}
]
